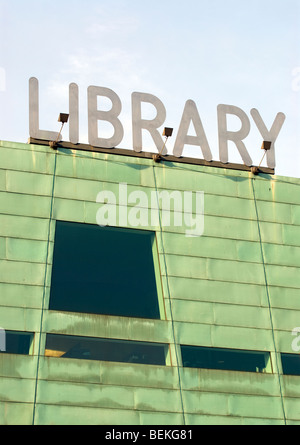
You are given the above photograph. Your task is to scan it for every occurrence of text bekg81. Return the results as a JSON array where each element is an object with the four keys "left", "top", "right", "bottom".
[{"left": 29, "top": 77, "right": 286, "bottom": 168}]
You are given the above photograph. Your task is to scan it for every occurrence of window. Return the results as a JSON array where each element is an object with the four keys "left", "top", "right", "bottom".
[
  {"left": 181, "top": 345, "right": 271, "bottom": 373},
  {"left": 281, "top": 353, "right": 300, "bottom": 376},
  {"left": 49, "top": 222, "right": 163, "bottom": 319},
  {"left": 45, "top": 334, "right": 168, "bottom": 365},
  {"left": 0, "top": 331, "right": 33, "bottom": 355}
]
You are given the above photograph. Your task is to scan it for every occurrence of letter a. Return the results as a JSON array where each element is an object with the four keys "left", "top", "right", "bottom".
[{"left": 173, "top": 100, "right": 213, "bottom": 161}]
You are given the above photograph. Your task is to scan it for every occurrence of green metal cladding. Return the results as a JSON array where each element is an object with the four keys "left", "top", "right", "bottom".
[{"left": 0, "top": 139, "right": 300, "bottom": 425}]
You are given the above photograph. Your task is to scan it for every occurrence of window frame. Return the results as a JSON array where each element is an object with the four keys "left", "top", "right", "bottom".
[
  {"left": 180, "top": 344, "right": 272, "bottom": 374},
  {"left": 281, "top": 353, "right": 300, "bottom": 376},
  {"left": 0, "top": 330, "right": 34, "bottom": 356},
  {"left": 49, "top": 221, "right": 166, "bottom": 321},
  {"left": 44, "top": 333, "right": 170, "bottom": 366}
]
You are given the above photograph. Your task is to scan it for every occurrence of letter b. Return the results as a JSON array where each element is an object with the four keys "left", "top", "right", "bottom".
[{"left": 88, "top": 86, "right": 124, "bottom": 149}]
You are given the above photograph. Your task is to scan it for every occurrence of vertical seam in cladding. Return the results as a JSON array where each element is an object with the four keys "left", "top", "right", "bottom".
[
  {"left": 32, "top": 150, "right": 58, "bottom": 425},
  {"left": 152, "top": 165, "right": 186, "bottom": 426},
  {"left": 251, "top": 178, "right": 287, "bottom": 425}
]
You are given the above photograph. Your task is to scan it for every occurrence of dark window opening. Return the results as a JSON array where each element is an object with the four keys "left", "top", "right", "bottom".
[
  {"left": 45, "top": 334, "right": 167, "bottom": 365},
  {"left": 49, "top": 222, "right": 162, "bottom": 319},
  {"left": 0, "top": 331, "right": 33, "bottom": 355},
  {"left": 181, "top": 345, "right": 270, "bottom": 373},
  {"left": 281, "top": 353, "right": 300, "bottom": 376}
]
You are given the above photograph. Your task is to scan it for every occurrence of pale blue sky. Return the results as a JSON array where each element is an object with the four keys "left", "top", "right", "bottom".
[{"left": 0, "top": 0, "right": 299, "bottom": 177}]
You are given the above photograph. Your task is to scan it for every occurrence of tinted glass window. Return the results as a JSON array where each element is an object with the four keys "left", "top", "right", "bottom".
[
  {"left": 0, "top": 331, "right": 33, "bottom": 355},
  {"left": 49, "top": 222, "right": 161, "bottom": 319},
  {"left": 45, "top": 334, "right": 167, "bottom": 365},
  {"left": 181, "top": 345, "right": 270, "bottom": 373},
  {"left": 281, "top": 353, "right": 300, "bottom": 376}
]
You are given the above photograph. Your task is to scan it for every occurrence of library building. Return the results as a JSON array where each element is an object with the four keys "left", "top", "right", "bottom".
[{"left": 0, "top": 81, "right": 300, "bottom": 425}]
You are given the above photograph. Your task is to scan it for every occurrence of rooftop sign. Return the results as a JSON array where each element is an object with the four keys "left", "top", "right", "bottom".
[{"left": 29, "top": 77, "right": 286, "bottom": 168}]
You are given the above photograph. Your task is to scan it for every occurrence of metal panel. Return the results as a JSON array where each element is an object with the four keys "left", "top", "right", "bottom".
[
  {"left": 282, "top": 376, "right": 300, "bottom": 398},
  {"left": 0, "top": 355, "right": 38, "bottom": 379},
  {"left": 0, "top": 260, "right": 46, "bottom": 286},
  {"left": 175, "top": 321, "right": 276, "bottom": 352},
  {"left": 167, "top": 276, "right": 266, "bottom": 307},
  {"left": 272, "top": 308, "right": 300, "bottom": 331},
  {"left": 266, "top": 264, "right": 300, "bottom": 288},
  {"left": 0, "top": 145, "right": 55, "bottom": 174},
  {"left": 254, "top": 179, "right": 300, "bottom": 206},
  {"left": 0, "top": 192, "right": 51, "bottom": 218},
  {"left": 200, "top": 214, "right": 260, "bottom": 242},
  {"left": 256, "top": 200, "right": 293, "bottom": 225},
  {"left": 33, "top": 404, "right": 138, "bottom": 425},
  {"left": 0, "top": 306, "right": 41, "bottom": 332},
  {"left": 6, "top": 170, "right": 53, "bottom": 196},
  {"left": 38, "top": 357, "right": 179, "bottom": 389},
  {"left": 43, "top": 311, "right": 172, "bottom": 344},
  {"left": 0, "top": 237, "right": 5, "bottom": 259},
  {"left": 262, "top": 243, "right": 300, "bottom": 268},
  {"left": 52, "top": 197, "right": 85, "bottom": 223},
  {"left": 171, "top": 300, "right": 272, "bottom": 330},
  {"left": 282, "top": 223, "right": 300, "bottom": 247},
  {"left": 204, "top": 193, "right": 257, "bottom": 221},
  {"left": 283, "top": 398, "right": 300, "bottom": 421},
  {"left": 291, "top": 204, "right": 300, "bottom": 225},
  {"left": 0, "top": 283, "right": 44, "bottom": 309},
  {"left": 155, "top": 166, "right": 240, "bottom": 197},
  {"left": 165, "top": 254, "right": 266, "bottom": 285},
  {"left": 182, "top": 390, "right": 284, "bottom": 419},
  {"left": 0, "top": 169, "right": 6, "bottom": 190},
  {"left": 0, "top": 402, "right": 34, "bottom": 425},
  {"left": 180, "top": 367, "right": 281, "bottom": 396},
  {"left": 5, "top": 238, "right": 48, "bottom": 263},
  {"left": 269, "top": 286, "right": 300, "bottom": 311},
  {"left": 56, "top": 151, "right": 155, "bottom": 188},
  {"left": 36, "top": 379, "right": 183, "bottom": 413},
  {"left": 0, "top": 376, "right": 36, "bottom": 403},
  {"left": 161, "top": 232, "right": 263, "bottom": 263},
  {"left": 185, "top": 413, "right": 284, "bottom": 425},
  {"left": 0, "top": 214, "right": 50, "bottom": 241}
]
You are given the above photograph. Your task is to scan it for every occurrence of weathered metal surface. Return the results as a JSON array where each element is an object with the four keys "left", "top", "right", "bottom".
[
  {"left": 0, "top": 355, "right": 38, "bottom": 379},
  {"left": 43, "top": 311, "right": 172, "bottom": 344},
  {"left": 0, "top": 402, "right": 34, "bottom": 425},
  {"left": 0, "top": 139, "right": 299, "bottom": 425},
  {"left": 38, "top": 357, "right": 179, "bottom": 389},
  {"left": 180, "top": 367, "right": 281, "bottom": 396}
]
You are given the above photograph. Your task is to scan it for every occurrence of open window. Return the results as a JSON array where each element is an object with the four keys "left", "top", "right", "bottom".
[
  {"left": 181, "top": 345, "right": 271, "bottom": 373},
  {"left": 49, "top": 222, "right": 164, "bottom": 319},
  {"left": 45, "top": 333, "right": 168, "bottom": 365}
]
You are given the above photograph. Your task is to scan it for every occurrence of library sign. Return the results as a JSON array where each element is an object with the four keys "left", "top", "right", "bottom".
[{"left": 29, "top": 77, "right": 286, "bottom": 168}]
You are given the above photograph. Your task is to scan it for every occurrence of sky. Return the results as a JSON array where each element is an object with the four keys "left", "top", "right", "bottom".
[{"left": 0, "top": 0, "right": 299, "bottom": 178}]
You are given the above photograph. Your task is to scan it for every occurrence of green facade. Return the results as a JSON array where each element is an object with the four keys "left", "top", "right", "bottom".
[{"left": 0, "top": 139, "right": 300, "bottom": 425}]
